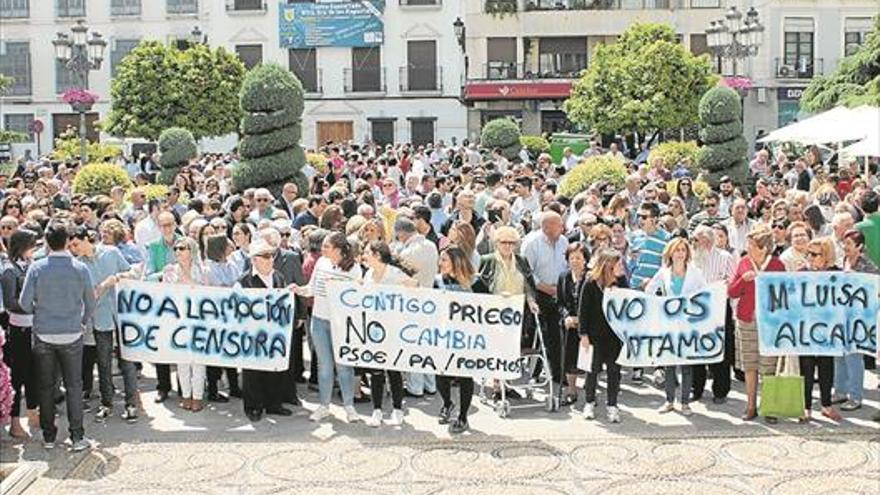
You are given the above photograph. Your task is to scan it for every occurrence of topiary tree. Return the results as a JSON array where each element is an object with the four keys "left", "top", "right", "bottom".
[
  {"left": 481, "top": 118, "right": 522, "bottom": 161},
  {"left": 696, "top": 86, "right": 748, "bottom": 185},
  {"left": 232, "top": 63, "right": 307, "bottom": 198},
  {"left": 157, "top": 127, "right": 197, "bottom": 184},
  {"left": 72, "top": 163, "right": 133, "bottom": 197},
  {"left": 559, "top": 155, "right": 627, "bottom": 198}
]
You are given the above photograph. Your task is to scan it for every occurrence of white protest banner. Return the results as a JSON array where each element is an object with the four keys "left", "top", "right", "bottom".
[
  {"left": 327, "top": 281, "right": 524, "bottom": 379},
  {"left": 602, "top": 282, "right": 728, "bottom": 366},
  {"left": 756, "top": 271, "right": 878, "bottom": 357},
  {"left": 116, "top": 280, "right": 294, "bottom": 371}
]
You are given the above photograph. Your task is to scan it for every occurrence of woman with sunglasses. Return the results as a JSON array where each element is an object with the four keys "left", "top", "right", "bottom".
[
  {"left": 0, "top": 197, "right": 23, "bottom": 223},
  {"left": 799, "top": 238, "right": 842, "bottom": 422},
  {"left": 435, "top": 244, "right": 486, "bottom": 433},
  {"left": 0, "top": 229, "right": 40, "bottom": 438},
  {"left": 163, "top": 237, "right": 207, "bottom": 412},
  {"left": 361, "top": 240, "right": 417, "bottom": 427}
]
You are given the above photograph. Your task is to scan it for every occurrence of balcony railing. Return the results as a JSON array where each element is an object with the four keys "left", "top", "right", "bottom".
[
  {"left": 344, "top": 67, "right": 386, "bottom": 93},
  {"left": 111, "top": 1, "right": 141, "bottom": 16},
  {"left": 399, "top": 66, "right": 443, "bottom": 92},
  {"left": 775, "top": 57, "right": 823, "bottom": 79},
  {"left": 399, "top": 0, "right": 441, "bottom": 5},
  {"left": 167, "top": 0, "right": 198, "bottom": 15},
  {"left": 490, "top": 0, "right": 720, "bottom": 12},
  {"left": 480, "top": 62, "right": 583, "bottom": 80},
  {"left": 226, "top": 0, "right": 266, "bottom": 11}
]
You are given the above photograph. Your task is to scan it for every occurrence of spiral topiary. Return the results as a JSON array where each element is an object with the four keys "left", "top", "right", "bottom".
[
  {"left": 696, "top": 86, "right": 748, "bottom": 185},
  {"left": 157, "top": 127, "right": 197, "bottom": 184},
  {"left": 481, "top": 118, "right": 522, "bottom": 161},
  {"left": 233, "top": 63, "right": 307, "bottom": 198}
]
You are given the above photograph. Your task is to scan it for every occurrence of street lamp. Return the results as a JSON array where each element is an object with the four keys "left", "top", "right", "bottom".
[
  {"left": 190, "top": 25, "right": 207, "bottom": 46},
  {"left": 53, "top": 20, "right": 106, "bottom": 166},
  {"left": 706, "top": 6, "right": 763, "bottom": 78},
  {"left": 453, "top": 17, "right": 466, "bottom": 51}
]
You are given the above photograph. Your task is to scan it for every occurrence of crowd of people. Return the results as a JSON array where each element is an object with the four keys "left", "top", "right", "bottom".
[{"left": 0, "top": 136, "right": 878, "bottom": 452}]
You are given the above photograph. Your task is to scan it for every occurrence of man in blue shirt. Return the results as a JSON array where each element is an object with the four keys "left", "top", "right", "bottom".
[
  {"left": 69, "top": 226, "right": 140, "bottom": 424},
  {"left": 19, "top": 222, "right": 96, "bottom": 451}
]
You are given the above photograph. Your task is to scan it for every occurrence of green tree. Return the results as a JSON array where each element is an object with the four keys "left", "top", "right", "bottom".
[
  {"left": 696, "top": 86, "right": 748, "bottom": 185},
  {"left": 0, "top": 75, "right": 12, "bottom": 95},
  {"left": 232, "top": 64, "right": 306, "bottom": 198},
  {"left": 104, "top": 41, "right": 246, "bottom": 141},
  {"left": 802, "top": 15, "right": 880, "bottom": 111},
  {"left": 480, "top": 118, "right": 521, "bottom": 160},
  {"left": 564, "top": 23, "right": 717, "bottom": 138}
]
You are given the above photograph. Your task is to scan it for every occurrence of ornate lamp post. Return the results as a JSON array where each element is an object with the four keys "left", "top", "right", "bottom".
[
  {"left": 453, "top": 17, "right": 468, "bottom": 94},
  {"left": 706, "top": 6, "right": 764, "bottom": 80},
  {"left": 53, "top": 20, "right": 106, "bottom": 165}
]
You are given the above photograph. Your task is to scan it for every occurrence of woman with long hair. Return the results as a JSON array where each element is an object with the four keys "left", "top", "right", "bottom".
[
  {"left": 0, "top": 229, "right": 39, "bottom": 438},
  {"left": 579, "top": 248, "right": 628, "bottom": 423},
  {"left": 447, "top": 221, "right": 479, "bottom": 268},
  {"left": 163, "top": 237, "right": 207, "bottom": 412},
  {"left": 361, "top": 240, "right": 417, "bottom": 427},
  {"left": 676, "top": 178, "right": 700, "bottom": 216},
  {"left": 294, "top": 232, "right": 363, "bottom": 423},
  {"left": 435, "top": 244, "right": 486, "bottom": 433},
  {"left": 645, "top": 238, "right": 707, "bottom": 417},
  {"left": 230, "top": 223, "right": 254, "bottom": 274},
  {"left": 728, "top": 227, "right": 786, "bottom": 421}
]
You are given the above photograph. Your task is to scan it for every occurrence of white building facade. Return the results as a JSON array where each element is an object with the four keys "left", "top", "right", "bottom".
[{"left": 0, "top": 0, "right": 468, "bottom": 156}]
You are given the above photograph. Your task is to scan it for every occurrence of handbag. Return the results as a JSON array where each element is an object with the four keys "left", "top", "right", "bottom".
[{"left": 759, "top": 356, "right": 804, "bottom": 418}]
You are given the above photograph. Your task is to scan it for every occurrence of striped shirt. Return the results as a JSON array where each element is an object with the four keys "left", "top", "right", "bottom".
[
  {"left": 628, "top": 228, "right": 671, "bottom": 289},
  {"left": 693, "top": 247, "right": 735, "bottom": 284}
]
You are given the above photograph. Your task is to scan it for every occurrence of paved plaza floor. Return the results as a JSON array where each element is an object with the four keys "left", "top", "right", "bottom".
[{"left": 2, "top": 369, "right": 879, "bottom": 494}]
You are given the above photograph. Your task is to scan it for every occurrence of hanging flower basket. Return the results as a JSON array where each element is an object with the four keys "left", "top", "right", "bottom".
[
  {"left": 721, "top": 76, "right": 753, "bottom": 97},
  {"left": 61, "top": 88, "right": 99, "bottom": 111}
]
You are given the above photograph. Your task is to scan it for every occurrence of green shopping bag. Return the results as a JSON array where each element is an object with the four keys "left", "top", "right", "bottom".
[{"left": 759, "top": 357, "right": 804, "bottom": 418}]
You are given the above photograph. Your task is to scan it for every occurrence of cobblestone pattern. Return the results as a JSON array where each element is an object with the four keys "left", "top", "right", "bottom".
[{"left": 11, "top": 430, "right": 880, "bottom": 495}]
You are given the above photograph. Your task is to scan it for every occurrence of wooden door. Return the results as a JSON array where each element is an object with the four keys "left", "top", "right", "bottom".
[{"left": 317, "top": 121, "right": 353, "bottom": 146}]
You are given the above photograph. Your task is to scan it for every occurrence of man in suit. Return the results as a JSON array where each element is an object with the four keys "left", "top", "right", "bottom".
[
  {"left": 238, "top": 239, "right": 293, "bottom": 422},
  {"left": 274, "top": 182, "right": 299, "bottom": 220}
]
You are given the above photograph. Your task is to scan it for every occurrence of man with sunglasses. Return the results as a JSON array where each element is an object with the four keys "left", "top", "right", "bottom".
[
  {"left": 689, "top": 191, "right": 728, "bottom": 231},
  {"left": 628, "top": 202, "right": 670, "bottom": 382},
  {"left": 248, "top": 189, "right": 276, "bottom": 223}
]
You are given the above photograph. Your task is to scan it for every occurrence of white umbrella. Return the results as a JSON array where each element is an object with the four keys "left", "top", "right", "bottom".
[
  {"left": 758, "top": 106, "right": 857, "bottom": 144},
  {"left": 842, "top": 135, "right": 880, "bottom": 157}
]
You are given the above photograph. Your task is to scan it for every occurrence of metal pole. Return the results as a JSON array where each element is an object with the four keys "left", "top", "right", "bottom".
[{"left": 79, "top": 111, "right": 87, "bottom": 165}]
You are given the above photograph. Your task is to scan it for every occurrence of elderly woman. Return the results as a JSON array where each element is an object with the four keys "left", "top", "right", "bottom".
[
  {"left": 556, "top": 242, "right": 590, "bottom": 405},
  {"left": 799, "top": 238, "right": 842, "bottom": 422},
  {"left": 646, "top": 238, "right": 707, "bottom": 417},
  {"left": 728, "top": 227, "right": 786, "bottom": 421},
  {"left": 779, "top": 221, "right": 811, "bottom": 271}
]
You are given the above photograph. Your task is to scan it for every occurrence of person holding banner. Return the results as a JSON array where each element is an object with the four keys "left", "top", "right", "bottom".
[
  {"left": 294, "top": 232, "right": 362, "bottom": 423},
  {"left": 728, "top": 227, "right": 785, "bottom": 421},
  {"left": 578, "top": 249, "right": 628, "bottom": 423},
  {"left": 163, "top": 237, "right": 208, "bottom": 412},
  {"left": 361, "top": 240, "right": 417, "bottom": 427},
  {"left": 780, "top": 222, "right": 812, "bottom": 272},
  {"left": 645, "top": 238, "right": 707, "bottom": 417},
  {"left": 203, "top": 234, "right": 243, "bottom": 403},
  {"left": 799, "top": 237, "right": 843, "bottom": 422},
  {"left": 435, "top": 244, "right": 487, "bottom": 433}
]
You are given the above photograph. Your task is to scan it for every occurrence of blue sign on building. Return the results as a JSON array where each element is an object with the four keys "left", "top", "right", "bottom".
[{"left": 279, "top": 1, "right": 385, "bottom": 49}]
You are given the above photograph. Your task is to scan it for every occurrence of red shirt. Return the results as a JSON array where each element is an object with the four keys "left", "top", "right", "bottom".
[{"left": 727, "top": 255, "right": 786, "bottom": 322}]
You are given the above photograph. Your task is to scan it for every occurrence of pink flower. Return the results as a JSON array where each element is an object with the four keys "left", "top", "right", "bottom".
[
  {"left": 0, "top": 330, "right": 13, "bottom": 426},
  {"left": 61, "top": 88, "right": 99, "bottom": 105},
  {"left": 721, "top": 76, "right": 753, "bottom": 90}
]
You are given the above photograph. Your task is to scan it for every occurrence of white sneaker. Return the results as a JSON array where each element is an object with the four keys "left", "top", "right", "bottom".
[
  {"left": 309, "top": 405, "right": 331, "bottom": 422},
  {"left": 658, "top": 402, "right": 675, "bottom": 414},
  {"left": 388, "top": 409, "right": 405, "bottom": 426},
  {"left": 582, "top": 402, "right": 595, "bottom": 420},
  {"left": 367, "top": 409, "right": 383, "bottom": 428},
  {"left": 344, "top": 405, "right": 361, "bottom": 423},
  {"left": 70, "top": 438, "right": 91, "bottom": 452},
  {"left": 607, "top": 406, "right": 621, "bottom": 423},
  {"left": 680, "top": 404, "right": 693, "bottom": 417}
]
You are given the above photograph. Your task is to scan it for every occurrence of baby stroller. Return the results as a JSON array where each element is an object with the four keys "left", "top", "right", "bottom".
[{"left": 479, "top": 319, "right": 558, "bottom": 417}]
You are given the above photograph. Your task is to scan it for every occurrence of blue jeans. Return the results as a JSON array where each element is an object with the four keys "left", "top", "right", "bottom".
[
  {"left": 664, "top": 365, "right": 693, "bottom": 405},
  {"left": 33, "top": 336, "right": 84, "bottom": 443},
  {"left": 310, "top": 316, "right": 353, "bottom": 407},
  {"left": 405, "top": 372, "right": 436, "bottom": 396},
  {"left": 834, "top": 354, "right": 864, "bottom": 402}
]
